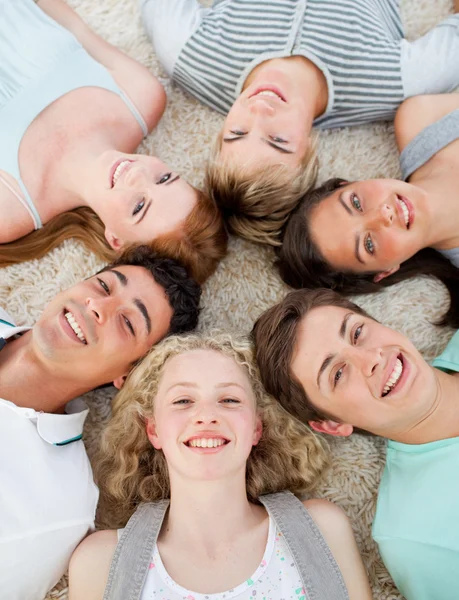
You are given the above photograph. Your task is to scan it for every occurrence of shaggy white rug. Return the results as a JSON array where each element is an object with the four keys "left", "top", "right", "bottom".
[{"left": 1, "top": 0, "right": 456, "bottom": 598}]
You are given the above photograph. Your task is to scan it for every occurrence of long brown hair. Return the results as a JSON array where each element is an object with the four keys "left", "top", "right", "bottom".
[
  {"left": 278, "top": 178, "right": 459, "bottom": 328},
  {"left": 0, "top": 190, "right": 227, "bottom": 284}
]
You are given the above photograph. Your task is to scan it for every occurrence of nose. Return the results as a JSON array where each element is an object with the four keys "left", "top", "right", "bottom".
[
  {"left": 351, "top": 346, "right": 383, "bottom": 378},
  {"left": 85, "top": 295, "right": 117, "bottom": 324},
  {"left": 194, "top": 403, "right": 219, "bottom": 425},
  {"left": 248, "top": 97, "right": 275, "bottom": 116},
  {"left": 366, "top": 203, "right": 394, "bottom": 230}
]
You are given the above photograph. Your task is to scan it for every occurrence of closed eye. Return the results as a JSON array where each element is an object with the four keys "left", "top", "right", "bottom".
[
  {"left": 269, "top": 135, "right": 288, "bottom": 144},
  {"left": 220, "top": 397, "right": 241, "bottom": 404}
]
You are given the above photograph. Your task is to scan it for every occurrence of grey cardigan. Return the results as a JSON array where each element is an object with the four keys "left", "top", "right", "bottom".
[{"left": 102, "top": 491, "right": 349, "bottom": 600}]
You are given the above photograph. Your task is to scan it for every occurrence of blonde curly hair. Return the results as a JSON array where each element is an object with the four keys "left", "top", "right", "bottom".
[{"left": 95, "top": 332, "right": 329, "bottom": 527}]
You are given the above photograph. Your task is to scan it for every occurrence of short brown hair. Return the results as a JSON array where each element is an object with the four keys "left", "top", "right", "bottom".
[
  {"left": 252, "top": 289, "right": 369, "bottom": 424},
  {"left": 205, "top": 132, "right": 318, "bottom": 246}
]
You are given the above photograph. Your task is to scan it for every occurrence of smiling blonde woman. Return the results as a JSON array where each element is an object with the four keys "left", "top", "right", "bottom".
[{"left": 69, "top": 333, "right": 372, "bottom": 600}]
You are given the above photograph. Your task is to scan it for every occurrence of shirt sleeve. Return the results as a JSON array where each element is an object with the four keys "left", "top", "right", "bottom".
[
  {"left": 377, "top": 537, "right": 459, "bottom": 600},
  {"left": 139, "top": 0, "right": 207, "bottom": 77}
]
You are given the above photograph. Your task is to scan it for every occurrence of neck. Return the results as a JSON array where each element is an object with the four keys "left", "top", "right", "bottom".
[
  {"left": 0, "top": 333, "right": 93, "bottom": 413},
  {"left": 415, "top": 176, "right": 459, "bottom": 251},
  {"left": 163, "top": 472, "right": 262, "bottom": 552},
  {"left": 390, "top": 368, "right": 459, "bottom": 444}
]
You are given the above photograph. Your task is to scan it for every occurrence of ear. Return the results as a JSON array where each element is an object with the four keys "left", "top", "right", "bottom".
[
  {"left": 309, "top": 419, "right": 353, "bottom": 437},
  {"left": 112, "top": 374, "right": 127, "bottom": 390},
  {"left": 373, "top": 264, "right": 400, "bottom": 283},
  {"left": 104, "top": 228, "right": 123, "bottom": 251},
  {"left": 252, "top": 415, "right": 263, "bottom": 446},
  {"left": 146, "top": 417, "right": 162, "bottom": 450}
]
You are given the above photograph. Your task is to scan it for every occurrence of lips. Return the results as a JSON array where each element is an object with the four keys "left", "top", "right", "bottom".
[
  {"left": 61, "top": 309, "right": 87, "bottom": 345},
  {"left": 249, "top": 86, "right": 286, "bottom": 102},
  {"left": 109, "top": 159, "right": 133, "bottom": 188},
  {"left": 381, "top": 353, "right": 410, "bottom": 398},
  {"left": 396, "top": 195, "right": 414, "bottom": 229},
  {"left": 184, "top": 433, "right": 230, "bottom": 451}
]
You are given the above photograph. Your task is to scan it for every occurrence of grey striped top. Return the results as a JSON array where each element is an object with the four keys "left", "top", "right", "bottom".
[{"left": 169, "top": 0, "right": 404, "bottom": 129}]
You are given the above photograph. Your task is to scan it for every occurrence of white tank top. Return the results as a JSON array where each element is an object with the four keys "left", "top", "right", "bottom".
[{"left": 119, "top": 515, "right": 304, "bottom": 600}]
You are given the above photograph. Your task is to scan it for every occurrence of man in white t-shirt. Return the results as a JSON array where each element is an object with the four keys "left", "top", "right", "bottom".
[{"left": 0, "top": 245, "right": 201, "bottom": 600}]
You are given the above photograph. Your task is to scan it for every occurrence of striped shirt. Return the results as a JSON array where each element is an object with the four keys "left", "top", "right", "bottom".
[{"left": 169, "top": 0, "right": 404, "bottom": 129}]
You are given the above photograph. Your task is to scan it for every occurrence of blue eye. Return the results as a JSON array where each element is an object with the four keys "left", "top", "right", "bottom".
[
  {"left": 334, "top": 368, "right": 343, "bottom": 386},
  {"left": 351, "top": 193, "right": 362, "bottom": 211},
  {"left": 230, "top": 130, "right": 246, "bottom": 136},
  {"left": 364, "top": 235, "right": 375, "bottom": 255},
  {"left": 158, "top": 173, "right": 172, "bottom": 185},
  {"left": 133, "top": 198, "right": 145, "bottom": 216},
  {"left": 97, "top": 278, "right": 110, "bottom": 294}
]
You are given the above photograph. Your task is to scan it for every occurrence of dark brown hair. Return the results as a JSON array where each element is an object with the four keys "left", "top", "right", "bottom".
[
  {"left": 252, "top": 288, "right": 370, "bottom": 427},
  {"left": 277, "top": 178, "right": 459, "bottom": 328},
  {"left": 0, "top": 190, "right": 227, "bottom": 285}
]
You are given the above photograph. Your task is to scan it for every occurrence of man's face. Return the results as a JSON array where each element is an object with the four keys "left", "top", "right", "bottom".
[
  {"left": 34, "top": 266, "right": 173, "bottom": 388},
  {"left": 291, "top": 306, "right": 437, "bottom": 439}
]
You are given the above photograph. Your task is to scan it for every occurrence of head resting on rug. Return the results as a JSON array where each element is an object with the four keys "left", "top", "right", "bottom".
[
  {"left": 277, "top": 178, "right": 459, "bottom": 328},
  {"left": 253, "top": 288, "right": 440, "bottom": 441},
  {"left": 33, "top": 245, "right": 201, "bottom": 395},
  {"left": 95, "top": 332, "right": 328, "bottom": 526}
]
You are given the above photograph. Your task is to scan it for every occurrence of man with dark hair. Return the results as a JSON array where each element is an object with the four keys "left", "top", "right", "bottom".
[
  {"left": 253, "top": 288, "right": 459, "bottom": 600},
  {"left": 0, "top": 245, "right": 200, "bottom": 600}
]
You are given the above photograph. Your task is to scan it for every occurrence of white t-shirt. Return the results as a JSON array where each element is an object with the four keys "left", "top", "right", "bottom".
[
  {"left": 136, "top": 515, "right": 304, "bottom": 600},
  {"left": 0, "top": 308, "right": 99, "bottom": 600}
]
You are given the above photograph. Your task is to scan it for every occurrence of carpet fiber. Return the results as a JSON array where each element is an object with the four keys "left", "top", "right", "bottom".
[{"left": 1, "top": 1, "right": 456, "bottom": 598}]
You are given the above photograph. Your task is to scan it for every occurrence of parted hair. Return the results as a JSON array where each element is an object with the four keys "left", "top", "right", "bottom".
[
  {"left": 278, "top": 177, "right": 459, "bottom": 328},
  {"left": 0, "top": 189, "right": 227, "bottom": 285},
  {"left": 95, "top": 332, "right": 329, "bottom": 527},
  {"left": 105, "top": 245, "right": 202, "bottom": 335},
  {"left": 252, "top": 289, "right": 369, "bottom": 426},
  {"left": 205, "top": 132, "right": 319, "bottom": 246}
]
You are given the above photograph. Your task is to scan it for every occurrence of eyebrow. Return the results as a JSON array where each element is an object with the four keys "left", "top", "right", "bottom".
[
  {"left": 222, "top": 135, "right": 294, "bottom": 154},
  {"left": 134, "top": 299, "right": 151, "bottom": 335},
  {"left": 110, "top": 269, "right": 128, "bottom": 286},
  {"left": 339, "top": 194, "right": 352, "bottom": 215},
  {"left": 316, "top": 312, "right": 353, "bottom": 388}
]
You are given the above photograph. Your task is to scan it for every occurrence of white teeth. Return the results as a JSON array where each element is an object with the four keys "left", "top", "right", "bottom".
[
  {"left": 398, "top": 197, "right": 409, "bottom": 227},
  {"left": 382, "top": 358, "right": 403, "bottom": 396},
  {"left": 112, "top": 160, "right": 130, "bottom": 186},
  {"left": 65, "top": 311, "right": 87, "bottom": 344},
  {"left": 188, "top": 438, "right": 226, "bottom": 448},
  {"left": 255, "top": 90, "right": 282, "bottom": 100}
]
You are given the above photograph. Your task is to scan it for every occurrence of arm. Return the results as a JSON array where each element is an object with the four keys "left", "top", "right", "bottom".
[
  {"left": 68, "top": 529, "right": 118, "bottom": 600},
  {"left": 394, "top": 93, "right": 459, "bottom": 152},
  {"left": 36, "top": 0, "right": 166, "bottom": 133},
  {"left": 455, "top": 0, "right": 459, "bottom": 13},
  {"left": 304, "top": 499, "right": 372, "bottom": 600}
]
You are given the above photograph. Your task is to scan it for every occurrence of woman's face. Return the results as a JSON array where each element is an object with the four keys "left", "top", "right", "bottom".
[
  {"left": 96, "top": 152, "right": 198, "bottom": 249},
  {"left": 147, "top": 349, "right": 262, "bottom": 483},
  {"left": 291, "top": 305, "right": 437, "bottom": 439},
  {"left": 310, "top": 180, "right": 429, "bottom": 281}
]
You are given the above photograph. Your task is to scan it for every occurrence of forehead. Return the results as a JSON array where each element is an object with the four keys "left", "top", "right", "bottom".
[{"left": 160, "top": 349, "right": 252, "bottom": 390}]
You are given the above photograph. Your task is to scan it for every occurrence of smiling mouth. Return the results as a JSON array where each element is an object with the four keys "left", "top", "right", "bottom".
[
  {"left": 249, "top": 87, "right": 286, "bottom": 102},
  {"left": 382, "top": 355, "right": 403, "bottom": 397},
  {"left": 111, "top": 160, "right": 132, "bottom": 187},
  {"left": 185, "top": 437, "right": 229, "bottom": 448},
  {"left": 396, "top": 195, "right": 410, "bottom": 229},
  {"left": 64, "top": 310, "right": 87, "bottom": 344}
]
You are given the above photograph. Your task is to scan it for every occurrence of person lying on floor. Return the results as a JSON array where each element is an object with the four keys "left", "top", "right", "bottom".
[{"left": 253, "top": 288, "right": 459, "bottom": 600}]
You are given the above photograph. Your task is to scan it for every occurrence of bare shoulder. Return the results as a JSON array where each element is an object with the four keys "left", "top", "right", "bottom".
[
  {"left": 303, "top": 499, "right": 352, "bottom": 535},
  {"left": 68, "top": 529, "right": 118, "bottom": 600},
  {"left": 395, "top": 94, "right": 459, "bottom": 152},
  {"left": 303, "top": 499, "right": 372, "bottom": 600}
]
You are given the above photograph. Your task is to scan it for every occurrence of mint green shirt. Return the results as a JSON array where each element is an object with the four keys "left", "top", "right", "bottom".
[{"left": 372, "top": 330, "right": 459, "bottom": 600}]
